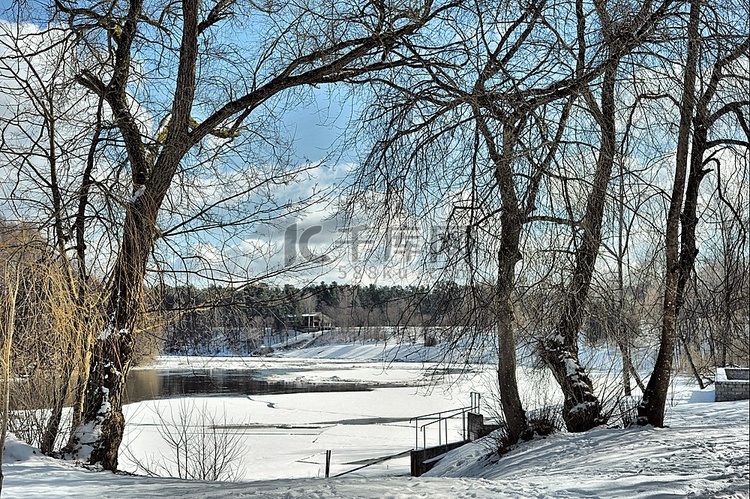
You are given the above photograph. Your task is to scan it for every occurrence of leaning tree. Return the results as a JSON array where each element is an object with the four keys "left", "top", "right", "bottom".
[{"left": 1, "top": 0, "right": 459, "bottom": 470}]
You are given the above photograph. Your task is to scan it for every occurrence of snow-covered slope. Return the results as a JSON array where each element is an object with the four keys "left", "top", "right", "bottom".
[
  {"left": 427, "top": 399, "right": 749, "bottom": 498},
  {"left": 4, "top": 343, "right": 749, "bottom": 499},
  {"left": 3, "top": 398, "right": 748, "bottom": 498}
]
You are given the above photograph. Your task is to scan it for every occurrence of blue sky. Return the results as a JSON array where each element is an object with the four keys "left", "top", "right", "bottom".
[
  {"left": 0, "top": 6, "right": 383, "bottom": 286},
  {"left": 280, "top": 86, "right": 360, "bottom": 166}
]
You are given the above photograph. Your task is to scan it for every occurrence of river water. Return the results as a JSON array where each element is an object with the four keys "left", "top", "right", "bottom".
[{"left": 123, "top": 368, "right": 385, "bottom": 404}]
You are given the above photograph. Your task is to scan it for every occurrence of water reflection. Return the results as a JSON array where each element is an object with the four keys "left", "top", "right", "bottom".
[{"left": 124, "top": 369, "right": 376, "bottom": 404}]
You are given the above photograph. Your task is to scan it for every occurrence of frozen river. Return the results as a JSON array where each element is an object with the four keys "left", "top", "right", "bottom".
[
  {"left": 121, "top": 355, "right": 493, "bottom": 481},
  {"left": 6, "top": 351, "right": 746, "bottom": 499}
]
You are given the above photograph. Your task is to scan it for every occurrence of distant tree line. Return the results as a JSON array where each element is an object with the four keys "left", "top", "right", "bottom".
[{"left": 157, "top": 281, "right": 464, "bottom": 353}]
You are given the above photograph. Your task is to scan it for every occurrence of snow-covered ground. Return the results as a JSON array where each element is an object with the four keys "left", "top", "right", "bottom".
[{"left": 2, "top": 344, "right": 749, "bottom": 498}]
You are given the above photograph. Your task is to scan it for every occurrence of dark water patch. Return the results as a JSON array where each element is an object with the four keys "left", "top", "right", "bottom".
[
  {"left": 124, "top": 368, "right": 384, "bottom": 404},
  {"left": 423, "top": 366, "right": 478, "bottom": 377}
]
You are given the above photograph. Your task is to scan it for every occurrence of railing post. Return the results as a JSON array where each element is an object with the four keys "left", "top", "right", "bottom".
[
  {"left": 462, "top": 411, "right": 466, "bottom": 441},
  {"left": 414, "top": 417, "right": 418, "bottom": 449},
  {"left": 440, "top": 413, "right": 443, "bottom": 446},
  {"left": 470, "top": 392, "right": 481, "bottom": 413}
]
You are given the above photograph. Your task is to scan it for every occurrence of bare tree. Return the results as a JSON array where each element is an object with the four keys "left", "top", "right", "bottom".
[
  {"left": 0, "top": 221, "right": 78, "bottom": 491},
  {"left": 695, "top": 165, "right": 750, "bottom": 368},
  {"left": 122, "top": 400, "right": 246, "bottom": 481},
  {"left": 352, "top": 0, "right": 679, "bottom": 439},
  {"left": 0, "top": 18, "right": 119, "bottom": 456},
  {"left": 1, "top": 0, "right": 461, "bottom": 470},
  {"left": 638, "top": 0, "right": 749, "bottom": 426},
  {"left": 349, "top": 0, "right": 578, "bottom": 443},
  {"left": 0, "top": 230, "right": 23, "bottom": 496}
]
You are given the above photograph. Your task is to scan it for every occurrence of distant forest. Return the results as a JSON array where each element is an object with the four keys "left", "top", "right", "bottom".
[
  {"left": 157, "top": 270, "right": 747, "bottom": 368},
  {"left": 157, "top": 282, "right": 461, "bottom": 354}
]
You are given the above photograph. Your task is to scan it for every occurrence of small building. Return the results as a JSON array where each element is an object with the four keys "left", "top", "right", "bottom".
[{"left": 287, "top": 312, "right": 333, "bottom": 332}]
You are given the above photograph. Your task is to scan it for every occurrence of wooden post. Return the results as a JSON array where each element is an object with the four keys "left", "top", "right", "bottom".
[{"left": 325, "top": 450, "right": 331, "bottom": 478}]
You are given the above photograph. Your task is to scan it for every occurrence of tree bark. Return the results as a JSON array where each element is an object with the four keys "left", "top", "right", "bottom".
[
  {"left": 638, "top": 0, "right": 701, "bottom": 427},
  {"left": 496, "top": 210, "right": 528, "bottom": 444},
  {"left": 68, "top": 179, "right": 162, "bottom": 468},
  {"left": 539, "top": 61, "right": 618, "bottom": 432},
  {"left": 474, "top": 110, "right": 529, "bottom": 444}
]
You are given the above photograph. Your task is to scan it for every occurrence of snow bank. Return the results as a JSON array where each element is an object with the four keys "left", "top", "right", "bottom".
[
  {"left": 3, "top": 398, "right": 747, "bottom": 498},
  {"left": 426, "top": 399, "right": 750, "bottom": 498},
  {"left": 2, "top": 433, "right": 41, "bottom": 463}
]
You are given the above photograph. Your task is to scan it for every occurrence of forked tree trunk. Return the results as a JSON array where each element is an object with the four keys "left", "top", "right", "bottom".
[
  {"left": 539, "top": 62, "right": 618, "bottom": 432},
  {"left": 65, "top": 0, "right": 191, "bottom": 469}
]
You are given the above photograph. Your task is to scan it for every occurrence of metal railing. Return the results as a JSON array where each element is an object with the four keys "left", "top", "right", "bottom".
[
  {"left": 409, "top": 392, "right": 481, "bottom": 450},
  {"left": 318, "top": 392, "right": 484, "bottom": 478}
]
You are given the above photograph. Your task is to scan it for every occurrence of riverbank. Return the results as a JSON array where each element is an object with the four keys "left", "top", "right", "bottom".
[
  {"left": 4, "top": 395, "right": 747, "bottom": 497},
  {"left": 2, "top": 347, "right": 748, "bottom": 497}
]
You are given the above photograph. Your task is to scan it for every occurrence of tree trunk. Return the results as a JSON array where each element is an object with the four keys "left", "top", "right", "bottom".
[
  {"left": 670, "top": 75, "right": 712, "bottom": 391},
  {"left": 619, "top": 339, "right": 632, "bottom": 397},
  {"left": 66, "top": 0, "right": 192, "bottom": 468},
  {"left": 618, "top": 338, "right": 646, "bottom": 393},
  {"left": 68, "top": 163, "right": 167, "bottom": 469},
  {"left": 679, "top": 333, "right": 705, "bottom": 389},
  {"left": 67, "top": 99, "right": 104, "bottom": 442},
  {"left": 496, "top": 211, "right": 528, "bottom": 444},
  {"left": 41, "top": 375, "right": 71, "bottom": 455},
  {"left": 1, "top": 267, "right": 20, "bottom": 495},
  {"left": 68, "top": 329, "right": 94, "bottom": 444},
  {"left": 638, "top": 0, "right": 700, "bottom": 427},
  {"left": 539, "top": 63, "right": 618, "bottom": 432},
  {"left": 43, "top": 317, "right": 84, "bottom": 455},
  {"left": 617, "top": 148, "right": 632, "bottom": 397},
  {"left": 474, "top": 110, "right": 530, "bottom": 444}
]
